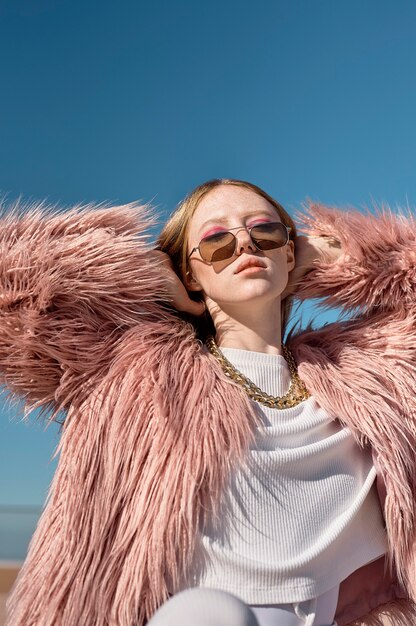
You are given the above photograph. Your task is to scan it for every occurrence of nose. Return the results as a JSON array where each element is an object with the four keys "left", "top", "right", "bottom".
[{"left": 234, "top": 227, "right": 257, "bottom": 255}]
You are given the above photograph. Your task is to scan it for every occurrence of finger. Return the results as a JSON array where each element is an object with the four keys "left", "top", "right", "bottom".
[
  {"left": 183, "top": 298, "right": 206, "bottom": 317},
  {"left": 174, "top": 295, "right": 205, "bottom": 316}
]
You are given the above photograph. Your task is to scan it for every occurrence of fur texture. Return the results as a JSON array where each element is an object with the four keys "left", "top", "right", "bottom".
[
  {"left": 346, "top": 599, "right": 416, "bottom": 626},
  {"left": 1, "top": 200, "right": 416, "bottom": 625},
  {"left": 0, "top": 200, "right": 170, "bottom": 418}
]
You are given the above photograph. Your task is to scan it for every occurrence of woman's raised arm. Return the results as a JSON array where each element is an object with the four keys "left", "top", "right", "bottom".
[
  {"left": 293, "top": 201, "right": 416, "bottom": 314},
  {"left": 0, "top": 201, "right": 170, "bottom": 414}
]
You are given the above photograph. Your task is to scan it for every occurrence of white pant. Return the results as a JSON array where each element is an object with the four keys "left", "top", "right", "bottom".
[
  {"left": 148, "top": 586, "right": 339, "bottom": 626},
  {"left": 251, "top": 585, "right": 339, "bottom": 626}
]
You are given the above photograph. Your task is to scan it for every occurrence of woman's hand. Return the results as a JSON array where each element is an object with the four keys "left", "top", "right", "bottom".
[
  {"left": 283, "top": 235, "right": 342, "bottom": 298},
  {"left": 150, "top": 250, "right": 206, "bottom": 316}
]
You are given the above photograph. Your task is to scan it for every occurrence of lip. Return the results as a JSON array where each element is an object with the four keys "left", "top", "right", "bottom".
[{"left": 234, "top": 258, "right": 267, "bottom": 274}]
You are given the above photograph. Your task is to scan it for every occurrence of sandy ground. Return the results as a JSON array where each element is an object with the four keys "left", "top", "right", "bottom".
[{"left": 0, "top": 564, "right": 20, "bottom": 626}]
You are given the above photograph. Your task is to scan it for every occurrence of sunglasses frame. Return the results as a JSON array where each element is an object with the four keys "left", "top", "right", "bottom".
[{"left": 188, "top": 222, "right": 292, "bottom": 263}]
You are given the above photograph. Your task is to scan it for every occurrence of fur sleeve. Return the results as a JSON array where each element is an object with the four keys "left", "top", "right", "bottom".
[
  {"left": 0, "top": 200, "right": 169, "bottom": 414},
  {"left": 295, "top": 202, "right": 416, "bottom": 314}
]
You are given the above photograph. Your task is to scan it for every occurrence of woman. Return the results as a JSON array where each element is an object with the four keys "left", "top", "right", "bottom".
[{"left": 2, "top": 179, "right": 416, "bottom": 626}]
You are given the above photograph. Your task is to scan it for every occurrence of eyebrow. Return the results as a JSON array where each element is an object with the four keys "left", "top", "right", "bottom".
[{"left": 198, "top": 211, "right": 277, "bottom": 234}]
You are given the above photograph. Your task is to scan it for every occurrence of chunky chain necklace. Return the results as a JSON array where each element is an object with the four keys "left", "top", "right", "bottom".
[{"left": 205, "top": 335, "right": 310, "bottom": 409}]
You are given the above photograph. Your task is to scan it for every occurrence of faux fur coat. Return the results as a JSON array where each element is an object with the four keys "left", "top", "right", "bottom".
[{"left": 1, "top": 200, "right": 416, "bottom": 626}]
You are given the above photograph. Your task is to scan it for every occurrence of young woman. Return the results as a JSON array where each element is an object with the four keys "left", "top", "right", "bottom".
[{"left": 2, "top": 179, "right": 416, "bottom": 626}]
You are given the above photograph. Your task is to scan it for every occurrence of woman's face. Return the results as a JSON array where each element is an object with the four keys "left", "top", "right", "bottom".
[{"left": 186, "top": 185, "right": 295, "bottom": 311}]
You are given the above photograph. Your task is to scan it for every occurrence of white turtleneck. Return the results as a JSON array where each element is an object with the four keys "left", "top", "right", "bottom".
[{"left": 185, "top": 348, "right": 387, "bottom": 605}]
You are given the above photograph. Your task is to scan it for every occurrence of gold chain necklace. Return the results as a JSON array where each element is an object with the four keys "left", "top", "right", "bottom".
[{"left": 205, "top": 335, "right": 310, "bottom": 409}]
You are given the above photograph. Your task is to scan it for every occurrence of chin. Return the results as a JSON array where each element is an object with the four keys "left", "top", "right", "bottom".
[{"left": 241, "top": 281, "right": 284, "bottom": 300}]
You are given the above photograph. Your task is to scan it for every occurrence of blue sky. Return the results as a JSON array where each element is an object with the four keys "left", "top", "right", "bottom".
[{"left": 1, "top": 0, "right": 416, "bottom": 512}]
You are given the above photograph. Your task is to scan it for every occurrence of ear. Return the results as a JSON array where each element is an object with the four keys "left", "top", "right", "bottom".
[
  {"left": 286, "top": 240, "right": 295, "bottom": 272},
  {"left": 184, "top": 270, "right": 203, "bottom": 292}
]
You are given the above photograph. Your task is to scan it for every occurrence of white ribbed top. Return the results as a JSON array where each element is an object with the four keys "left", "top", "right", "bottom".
[{"left": 186, "top": 348, "right": 387, "bottom": 605}]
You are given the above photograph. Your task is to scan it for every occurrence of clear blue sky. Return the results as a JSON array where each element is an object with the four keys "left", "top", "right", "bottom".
[{"left": 1, "top": 0, "right": 416, "bottom": 510}]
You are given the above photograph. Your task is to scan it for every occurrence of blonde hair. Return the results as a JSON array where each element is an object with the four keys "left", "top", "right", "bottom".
[{"left": 157, "top": 178, "right": 297, "bottom": 337}]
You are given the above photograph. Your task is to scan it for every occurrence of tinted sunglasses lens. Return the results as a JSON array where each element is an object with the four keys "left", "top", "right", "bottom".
[
  {"left": 251, "top": 223, "right": 288, "bottom": 250},
  {"left": 199, "top": 232, "right": 236, "bottom": 262}
]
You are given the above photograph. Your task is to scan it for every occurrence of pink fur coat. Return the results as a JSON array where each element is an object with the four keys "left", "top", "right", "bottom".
[{"left": 1, "top": 200, "right": 416, "bottom": 625}]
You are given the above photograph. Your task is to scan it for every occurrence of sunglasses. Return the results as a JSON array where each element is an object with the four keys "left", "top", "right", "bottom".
[{"left": 188, "top": 222, "right": 291, "bottom": 263}]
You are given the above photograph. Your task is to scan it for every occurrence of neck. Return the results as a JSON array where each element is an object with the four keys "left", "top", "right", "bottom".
[{"left": 208, "top": 298, "right": 283, "bottom": 355}]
